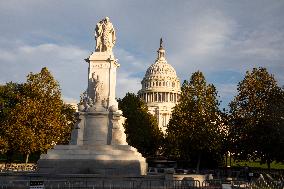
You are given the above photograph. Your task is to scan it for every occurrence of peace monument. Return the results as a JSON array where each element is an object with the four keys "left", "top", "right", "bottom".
[{"left": 38, "top": 17, "right": 147, "bottom": 176}]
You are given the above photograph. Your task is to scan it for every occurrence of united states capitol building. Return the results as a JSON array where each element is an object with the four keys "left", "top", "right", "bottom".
[{"left": 138, "top": 39, "right": 181, "bottom": 133}]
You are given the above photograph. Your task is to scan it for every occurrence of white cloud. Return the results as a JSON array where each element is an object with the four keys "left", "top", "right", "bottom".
[
  {"left": 166, "top": 9, "right": 238, "bottom": 82},
  {"left": 63, "top": 97, "right": 78, "bottom": 104},
  {"left": 0, "top": 41, "right": 89, "bottom": 101},
  {"left": 0, "top": 0, "right": 284, "bottom": 108},
  {"left": 216, "top": 83, "right": 237, "bottom": 98},
  {"left": 233, "top": 29, "right": 284, "bottom": 61},
  {"left": 114, "top": 48, "right": 147, "bottom": 72},
  {"left": 115, "top": 48, "right": 148, "bottom": 98},
  {"left": 215, "top": 83, "right": 238, "bottom": 108},
  {"left": 187, "top": 10, "right": 236, "bottom": 55},
  {"left": 0, "top": 40, "right": 148, "bottom": 100},
  {"left": 116, "top": 72, "right": 141, "bottom": 98}
]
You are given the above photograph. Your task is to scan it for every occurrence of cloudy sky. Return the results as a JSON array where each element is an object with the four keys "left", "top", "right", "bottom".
[{"left": 0, "top": 0, "right": 283, "bottom": 108}]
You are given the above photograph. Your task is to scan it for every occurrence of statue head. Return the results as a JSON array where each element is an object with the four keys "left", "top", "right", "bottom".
[{"left": 104, "top": 17, "right": 110, "bottom": 23}]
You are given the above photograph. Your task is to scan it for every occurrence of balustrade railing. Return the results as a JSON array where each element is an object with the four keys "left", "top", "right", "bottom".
[{"left": 0, "top": 163, "right": 37, "bottom": 172}]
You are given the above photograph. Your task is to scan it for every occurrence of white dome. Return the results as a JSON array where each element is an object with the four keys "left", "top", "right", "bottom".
[
  {"left": 139, "top": 39, "right": 181, "bottom": 94},
  {"left": 138, "top": 39, "right": 181, "bottom": 134},
  {"left": 145, "top": 60, "right": 177, "bottom": 79}
]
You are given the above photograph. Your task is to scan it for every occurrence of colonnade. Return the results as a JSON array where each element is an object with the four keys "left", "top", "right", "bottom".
[
  {"left": 143, "top": 80, "right": 179, "bottom": 89},
  {"left": 139, "top": 92, "right": 179, "bottom": 103}
]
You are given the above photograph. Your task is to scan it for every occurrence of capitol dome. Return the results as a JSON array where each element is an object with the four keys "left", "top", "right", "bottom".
[
  {"left": 138, "top": 39, "right": 181, "bottom": 133},
  {"left": 145, "top": 58, "right": 177, "bottom": 78}
]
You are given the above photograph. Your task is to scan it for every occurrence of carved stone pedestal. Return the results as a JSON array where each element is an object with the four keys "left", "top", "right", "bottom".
[
  {"left": 38, "top": 144, "right": 146, "bottom": 175},
  {"left": 38, "top": 109, "right": 147, "bottom": 176}
]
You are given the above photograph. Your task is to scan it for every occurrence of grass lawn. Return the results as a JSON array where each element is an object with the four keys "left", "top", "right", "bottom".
[{"left": 228, "top": 159, "right": 284, "bottom": 169}]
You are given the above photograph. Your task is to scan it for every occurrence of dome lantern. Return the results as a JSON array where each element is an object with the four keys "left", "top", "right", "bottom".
[{"left": 157, "top": 38, "right": 166, "bottom": 60}]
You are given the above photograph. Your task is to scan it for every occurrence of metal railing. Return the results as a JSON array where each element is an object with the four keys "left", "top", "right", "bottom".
[
  {"left": 0, "top": 177, "right": 283, "bottom": 189},
  {"left": 0, "top": 179, "right": 201, "bottom": 189}
]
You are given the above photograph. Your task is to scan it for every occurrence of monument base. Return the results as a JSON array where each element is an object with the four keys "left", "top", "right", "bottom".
[
  {"left": 38, "top": 145, "right": 147, "bottom": 176},
  {"left": 38, "top": 159, "right": 144, "bottom": 176}
]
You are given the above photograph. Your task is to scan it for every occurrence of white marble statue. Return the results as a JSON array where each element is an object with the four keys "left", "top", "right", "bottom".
[
  {"left": 92, "top": 73, "right": 102, "bottom": 102},
  {"left": 38, "top": 17, "right": 146, "bottom": 176},
  {"left": 95, "top": 17, "right": 116, "bottom": 52}
]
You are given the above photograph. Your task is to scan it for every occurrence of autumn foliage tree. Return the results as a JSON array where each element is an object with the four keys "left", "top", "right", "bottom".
[
  {"left": 229, "top": 67, "right": 284, "bottom": 168},
  {"left": 0, "top": 68, "right": 75, "bottom": 163},
  {"left": 0, "top": 82, "right": 23, "bottom": 157},
  {"left": 118, "top": 93, "right": 163, "bottom": 157},
  {"left": 165, "top": 71, "right": 227, "bottom": 171}
]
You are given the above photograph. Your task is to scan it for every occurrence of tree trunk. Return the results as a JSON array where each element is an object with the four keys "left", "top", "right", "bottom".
[
  {"left": 24, "top": 153, "right": 29, "bottom": 171},
  {"left": 267, "top": 159, "right": 271, "bottom": 170},
  {"left": 225, "top": 152, "right": 228, "bottom": 167},
  {"left": 196, "top": 153, "right": 201, "bottom": 173},
  {"left": 229, "top": 153, "right": 232, "bottom": 167},
  {"left": 5, "top": 150, "right": 13, "bottom": 170},
  {"left": 5, "top": 150, "right": 13, "bottom": 164}
]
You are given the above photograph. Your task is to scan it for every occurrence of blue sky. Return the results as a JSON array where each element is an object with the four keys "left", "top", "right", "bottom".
[{"left": 0, "top": 0, "right": 283, "bottom": 109}]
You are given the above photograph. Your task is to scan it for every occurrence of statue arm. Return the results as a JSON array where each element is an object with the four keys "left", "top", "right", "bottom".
[
  {"left": 112, "top": 29, "right": 116, "bottom": 44},
  {"left": 95, "top": 23, "right": 102, "bottom": 38}
]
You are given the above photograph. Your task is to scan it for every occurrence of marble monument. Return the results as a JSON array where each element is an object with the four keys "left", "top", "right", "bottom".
[{"left": 38, "top": 17, "right": 147, "bottom": 176}]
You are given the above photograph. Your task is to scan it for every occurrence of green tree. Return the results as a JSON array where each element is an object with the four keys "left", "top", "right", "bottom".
[
  {"left": 0, "top": 137, "right": 8, "bottom": 154},
  {"left": 269, "top": 87, "right": 284, "bottom": 163},
  {"left": 0, "top": 82, "right": 23, "bottom": 157},
  {"left": 118, "top": 93, "right": 163, "bottom": 157},
  {"left": 59, "top": 103, "right": 77, "bottom": 145},
  {"left": 165, "top": 71, "right": 227, "bottom": 172},
  {"left": 1, "top": 68, "right": 75, "bottom": 164},
  {"left": 229, "top": 67, "right": 284, "bottom": 169}
]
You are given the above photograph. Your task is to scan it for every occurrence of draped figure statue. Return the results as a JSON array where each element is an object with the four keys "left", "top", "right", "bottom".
[
  {"left": 92, "top": 72, "right": 101, "bottom": 102},
  {"left": 95, "top": 17, "right": 116, "bottom": 52}
]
